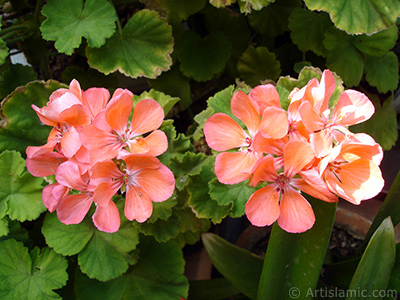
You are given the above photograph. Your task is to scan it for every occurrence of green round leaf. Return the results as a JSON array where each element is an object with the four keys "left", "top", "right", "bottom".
[
  {"left": 0, "top": 80, "right": 66, "bottom": 153},
  {"left": 210, "top": 0, "right": 236, "bottom": 8},
  {"left": 187, "top": 159, "right": 232, "bottom": 224},
  {"left": 86, "top": 9, "right": 173, "bottom": 79},
  {"left": 75, "top": 236, "right": 189, "bottom": 300},
  {"left": 248, "top": 0, "right": 302, "bottom": 37},
  {"left": 323, "top": 27, "right": 363, "bottom": 87},
  {"left": 132, "top": 89, "right": 179, "bottom": 117},
  {"left": 305, "top": 0, "right": 400, "bottom": 35},
  {"left": 0, "top": 151, "right": 45, "bottom": 222},
  {"left": 288, "top": 8, "right": 332, "bottom": 56},
  {"left": 353, "top": 25, "right": 398, "bottom": 56},
  {"left": 41, "top": 0, "right": 118, "bottom": 55},
  {"left": 156, "top": 0, "right": 207, "bottom": 21},
  {"left": 0, "top": 239, "right": 68, "bottom": 300},
  {"left": 209, "top": 178, "right": 258, "bottom": 218},
  {"left": 148, "top": 65, "right": 192, "bottom": 110},
  {"left": 0, "top": 64, "right": 37, "bottom": 99},
  {"left": 237, "top": 45, "right": 281, "bottom": 86},
  {"left": 238, "top": 0, "right": 275, "bottom": 14},
  {"left": 42, "top": 212, "right": 94, "bottom": 256},
  {"left": 365, "top": 52, "right": 399, "bottom": 93},
  {"left": 177, "top": 31, "right": 232, "bottom": 82},
  {"left": 351, "top": 94, "right": 398, "bottom": 151}
]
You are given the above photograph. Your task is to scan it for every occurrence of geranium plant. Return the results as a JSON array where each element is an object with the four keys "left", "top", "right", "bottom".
[{"left": 0, "top": 0, "right": 399, "bottom": 299}]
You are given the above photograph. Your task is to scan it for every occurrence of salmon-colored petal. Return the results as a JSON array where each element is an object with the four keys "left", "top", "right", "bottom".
[
  {"left": 231, "top": 91, "right": 260, "bottom": 136},
  {"left": 91, "top": 161, "right": 123, "bottom": 180},
  {"left": 215, "top": 151, "right": 261, "bottom": 184},
  {"left": 326, "top": 159, "right": 384, "bottom": 204},
  {"left": 340, "top": 141, "right": 383, "bottom": 166},
  {"left": 124, "top": 154, "right": 161, "bottom": 172},
  {"left": 128, "top": 137, "right": 150, "bottom": 154},
  {"left": 259, "top": 107, "right": 288, "bottom": 139},
  {"left": 82, "top": 87, "right": 110, "bottom": 118},
  {"left": 141, "top": 130, "right": 168, "bottom": 156},
  {"left": 204, "top": 113, "right": 248, "bottom": 151},
  {"left": 298, "top": 101, "right": 325, "bottom": 133},
  {"left": 278, "top": 188, "right": 315, "bottom": 233},
  {"left": 292, "top": 171, "right": 338, "bottom": 203},
  {"left": 31, "top": 104, "right": 59, "bottom": 127},
  {"left": 334, "top": 90, "right": 374, "bottom": 126},
  {"left": 68, "top": 79, "right": 83, "bottom": 99},
  {"left": 105, "top": 92, "right": 132, "bottom": 134},
  {"left": 129, "top": 99, "right": 164, "bottom": 136},
  {"left": 283, "top": 141, "right": 314, "bottom": 178},
  {"left": 245, "top": 185, "right": 280, "bottom": 227},
  {"left": 79, "top": 125, "right": 122, "bottom": 161},
  {"left": 249, "top": 84, "right": 281, "bottom": 112},
  {"left": 134, "top": 164, "right": 175, "bottom": 202},
  {"left": 61, "top": 127, "right": 82, "bottom": 158},
  {"left": 252, "top": 133, "right": 287, "bottom": 156},
  {"left": 42, "top": 183, "right": 69, "bottom": 212},
  {"left": 93, "top": 181, "right": 122, "bottom": 207},
  {"left": 125, "top": 185, "right": 153, "bottom": 222},
  {"left": 57, "top": 193, "right": 92, "bottom": 225},
  {"left": 55, "top": 161, "right": 88, "bottom": 191},
  {"left": 26, "top": 144, "right": 65, "bottom": 177},
  {"left": 59, "top": 104, "right": 91, "bottom": 126},
  {"left": 92, "top": 200, "right": 120, "bottom": 233},
  {"left": 313, "top": 69, "right": 336, "bottom": 113},
  {"left": 249, "top": 155, "right": 278, "bottom": 187},
  {"left": 309, "top": 129, "right": 333, "bottom": 158}
]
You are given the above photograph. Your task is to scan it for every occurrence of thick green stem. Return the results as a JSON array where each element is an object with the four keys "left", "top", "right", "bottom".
[
  {"left": 0, "top": 25, "right": 28, "bottom": 36},
  {"left": 257, "top": 196, "right": 337, "bottom": 300}
]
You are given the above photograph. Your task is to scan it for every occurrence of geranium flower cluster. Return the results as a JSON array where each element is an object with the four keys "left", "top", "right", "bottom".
[
  {"left": 26, "top": 80, "right": 175, "bottom": 233},
  {"left": 204, "top": 69, "right": 384, "bottom": 233}
]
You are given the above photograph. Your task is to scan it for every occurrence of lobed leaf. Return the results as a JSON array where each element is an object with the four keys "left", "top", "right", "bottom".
[
  {"left": 158, "top": 121, "right": 195, "bottom": 166},
  {"left": 187, "top": 158, "right": 232, "bottom": 224},
  {"left": 42, "top": 200, "right": 140, "bottom": 282},
  {"left": 169, "top": 152, "right": 209, "bottom": 191},
  {"left": 156, "top": 0, "right": 207, "bottom": 21},
  {"left": 323, "top": 27, "right": 363, "bottom": 87},
  {"left": 364, "top": 52, "right": 399, "bottom": 93},
  {"left": 0, "top": 151, "right": 45, "bottom": 222},
  {"left": 177, "top": 31, "right": 232, "bottom": 82},
  {"left": 75, "top": 236, "right": 188, "bottom": 300},
  {"left": 0, "top": 239, "right": 68, "bottom": 300},
  {"left": 288, "top": 8, "right": 332, "bottom": 56},
  {"left": 237, "top": 45, "right": 281, "bottom": 86},
  {"left": 149, "top": 65, "right": 192, "bottom": 111},
  {"left": 41, "top": 0, "right": 118, "bottom": 55},
  {"left": 132, "top": 89, "right": 179, "bottom": 117},
  {"left": 209, "top": 178, "right": 258, "bottom": 218},
  {"left": 0, "top": 80, "right": 66, "bottom": 153},
  {"left": 304, "top": 0, "right": 400, "bottom": 35},
  {"left": 350, "top": 94, "right": 398, "bottom": 151},
  {"left": 0, "top": 64, "right": 37, "bottom": 99},
  {"left": 86, "top": 9, "right": 173, "bottom": 79},
  {"left": 237, "top": 0, "right": 275, "bottom": 14},
  {"left": 248, "top": 0, "right": 302, "bottom": 37}
]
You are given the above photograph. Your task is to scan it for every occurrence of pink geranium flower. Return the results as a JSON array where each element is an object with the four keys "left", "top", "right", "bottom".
[
  {"left": 204, "top": 86, "right": 288, "bottom": 184},
  {"left": 79, "top": 90, "right": 167, "bottom": 162},
  {"left": 246, "top": 141, "right": 337, "bottom": 233},
  {"left": 319, "top": 138, "right": 384, "bottom": 205},
  {"left": 90, "top": 154, "right": 175, "bottom": 223}
]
